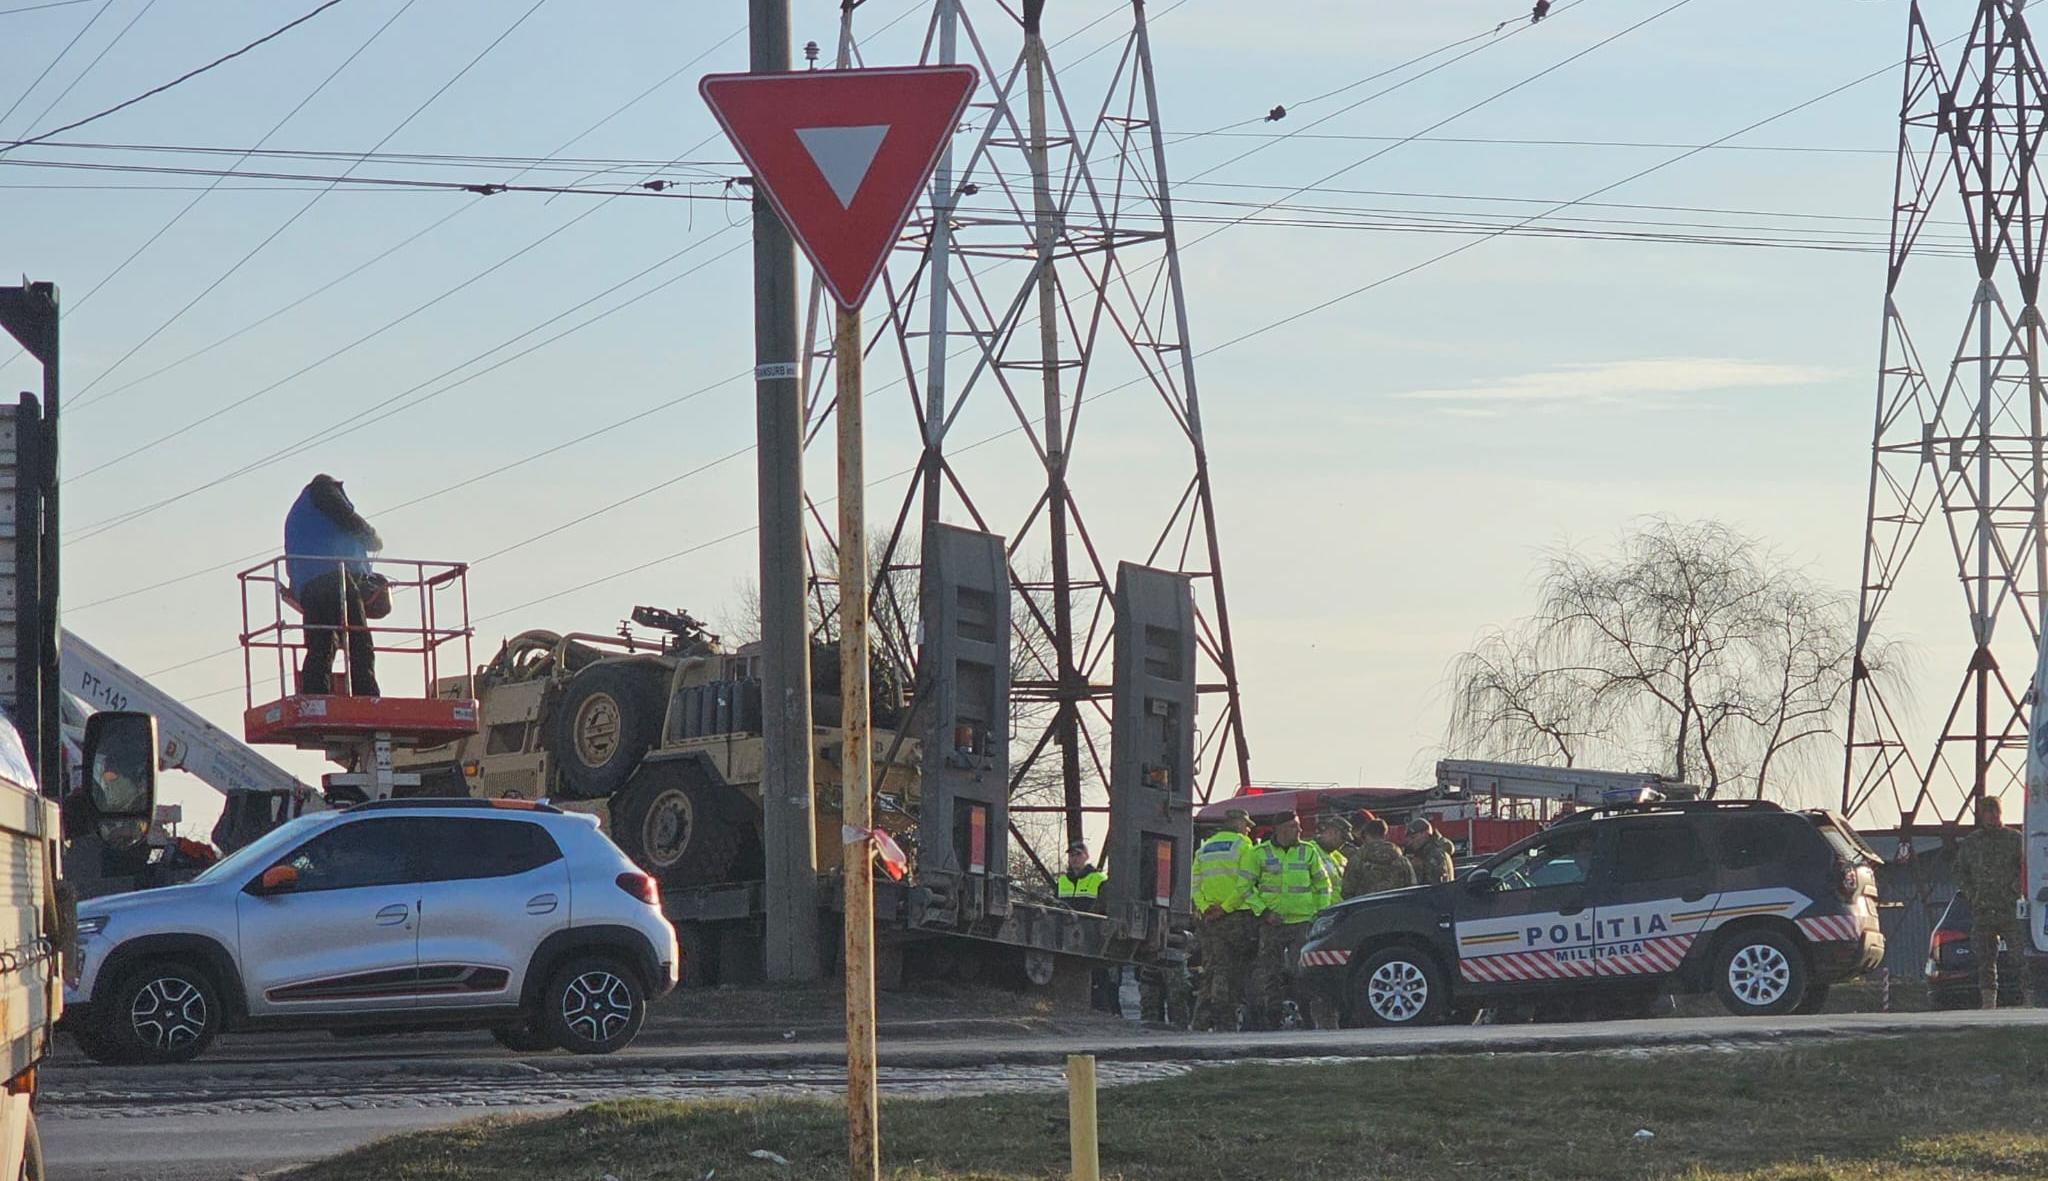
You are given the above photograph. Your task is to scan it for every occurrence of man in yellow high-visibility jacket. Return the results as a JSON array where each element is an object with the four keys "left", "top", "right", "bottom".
[
  {"left": 1249, "top": 814, "right": 1331, "bottom": 1030},
  {"left": 1314, "top": 815, "right": 1352, "bottom": 910},
  {"left": 1190, "top": 808, "right": 1261, "bottom": 1030},
  {"left": 1057, "top": 841, "right": 1120, "bottom": 1014}
]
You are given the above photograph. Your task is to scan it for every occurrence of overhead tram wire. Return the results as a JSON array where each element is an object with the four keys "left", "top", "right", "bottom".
[
  {"left": 1164, "top": 0, "right": 1546, "bottom": 143},
  {"left": 42, "top": 0, "right": 425, "bottom": 344},
  {"left": 63, "top": 122, "right": 757, "bottom": 521},
  {"left": 1177, "top": 0, "right": 1593, "bottom": 187},
  {"left": 0, "top": 0, "right": 102, "bottom": 15},
  {"left": 0, "top": 0, "right": 350, "bottom": 153},
  {"left": 123, "top": 32, "right": 1944, "bottom": 685},
  {"left": 434, "top": 36, "right": 1945, "bottom": 629},
  {"left": 92, "top": 0, "right": 1777, "bottom": 659},
  {"left": 64, "top": 0, "right": 552, "bottom": 406},
  {"left": 63, "top": 19, "right": 749, "bottom": 414},
  {"left": 0, "top": 0, "right": 348, "bottom": 151},
  {"left": 64, "top": 218, "right": 748, "bottom": 500},
  {"left": 58, "top": 0, "right": 930, "bottom": 538},
  {"left": 1172, "top": 0, "right": 1700, "bottom": 260},
  {"left": 14, "top": 0, "right": 161, "bottom": 138},
  {"left": 0, "top": 0, "right": 114, "bottom": 134}
]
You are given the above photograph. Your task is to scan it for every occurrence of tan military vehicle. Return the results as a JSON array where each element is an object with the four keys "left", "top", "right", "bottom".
[{"left": 395, "top": 607, "right": 918, "bottom": 887}]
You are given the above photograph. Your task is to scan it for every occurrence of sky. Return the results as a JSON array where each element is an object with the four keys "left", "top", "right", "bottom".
[{"left": 0, "top": 0, "right": 2002, "bottom": 836}]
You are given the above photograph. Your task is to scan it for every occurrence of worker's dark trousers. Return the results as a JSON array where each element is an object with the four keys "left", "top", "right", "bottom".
[{"left": 298, "top": 571, "right": 379, "bottom": 697}]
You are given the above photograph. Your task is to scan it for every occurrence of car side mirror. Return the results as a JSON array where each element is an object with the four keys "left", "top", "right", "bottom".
[
  {"left": 1464, "top": 868, "right": 1497, "bottom": 894},
  {"left": 257, "top": 865, "right": 300, "bottom": 894},
  {"left": 77, "top": 712, "right": 159, "bottom": 850}
]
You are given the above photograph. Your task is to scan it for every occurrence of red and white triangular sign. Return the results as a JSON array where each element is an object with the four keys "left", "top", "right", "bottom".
[{"left": 701, "top": 65, "right": 978, "bottom": 309}]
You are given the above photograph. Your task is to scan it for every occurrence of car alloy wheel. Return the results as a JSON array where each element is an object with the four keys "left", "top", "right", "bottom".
[
  {"left": 1367, "top": 958, "right": 1430, "bottom": 1023},
  {"left": 130, "top": 975, "right": 210, "bottom": 1051},
  {"left": 1726, "top": 942, "right": 1792, "bottom": 1008},
  {"left": 560, "top": 968, "right": 636, "bottom": 1044}
]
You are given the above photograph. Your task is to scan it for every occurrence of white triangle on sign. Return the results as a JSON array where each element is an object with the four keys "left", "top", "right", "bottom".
[{"left": 795, "top": 124, "right": 890, "bottom": 208}]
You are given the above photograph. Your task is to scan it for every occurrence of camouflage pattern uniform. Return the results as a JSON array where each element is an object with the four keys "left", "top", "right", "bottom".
[
  {"left": 1405, "top": 832, "right": 1457, "bottom": 886},
  {"left": 1195, "top": 910, "right": 1258, "bottom": 1030},
  {"left": 1342, "top": 838, "right": 1416, "bottom": 899},
  {"left": 1137, "top": 946, "right": 1195, "bottom": 1026},
  {"left": 1955, "top": 821, "right": 2024, "bottom": 1006}
]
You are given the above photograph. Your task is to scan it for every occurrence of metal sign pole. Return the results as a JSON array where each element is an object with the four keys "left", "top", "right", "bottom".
[{"left": 837, "top": 301, "right": 878, "bottom": 1181}]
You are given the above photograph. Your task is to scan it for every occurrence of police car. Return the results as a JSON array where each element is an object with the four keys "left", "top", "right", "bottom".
[{"left": 1297, "top": 799, "right": 1884, "bottom": 1026}]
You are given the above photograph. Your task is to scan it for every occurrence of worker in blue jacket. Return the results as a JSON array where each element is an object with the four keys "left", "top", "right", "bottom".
[{"left": 284, "top": 474, "right": 383, "bottom": 696}]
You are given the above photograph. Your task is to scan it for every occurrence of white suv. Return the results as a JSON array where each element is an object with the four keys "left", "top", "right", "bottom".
[{"left": 65, "top": 800, "right": 679, "bottom": 1064}]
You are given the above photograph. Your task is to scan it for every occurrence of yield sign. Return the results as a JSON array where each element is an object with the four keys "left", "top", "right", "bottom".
[{"left": 701, "top": 65, "right": 978, "bottom": 309}]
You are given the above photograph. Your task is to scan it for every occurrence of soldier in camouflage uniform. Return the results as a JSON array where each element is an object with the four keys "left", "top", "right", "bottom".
[
  {"left": 1403, "top": 816, "right": 1457, "bottom": 886},
  {"left": 1955, "top": 795, "right": 2024, "bottom": 1008},
  {"left": 1137, "top": 935, "right": 1195, "bottom": 1026},
  {"left": 1190, "top": 809, "right": 1261, "bottom": 1031},
  {"left": 1342, "top": 816, "right": 1416, "bottom": 899}
]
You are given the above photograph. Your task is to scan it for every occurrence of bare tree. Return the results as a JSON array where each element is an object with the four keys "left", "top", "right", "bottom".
[{"left": 1446, "top": 518, "right": 1890, "bottom": 800}]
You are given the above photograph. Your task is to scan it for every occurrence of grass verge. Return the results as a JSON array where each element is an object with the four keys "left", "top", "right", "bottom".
[{"left": 286, "top": 1029, "right": 2048, "bottom": 1181}]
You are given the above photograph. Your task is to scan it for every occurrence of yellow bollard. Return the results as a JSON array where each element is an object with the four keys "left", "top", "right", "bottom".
[{"left": 1067, "top": 1054, "right": 1100, "bottom": 1181}]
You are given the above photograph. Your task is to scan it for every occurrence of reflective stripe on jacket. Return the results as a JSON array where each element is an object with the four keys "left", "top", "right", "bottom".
[
  {"left": 1056, "top": 869, "right": 1107, "bottom": 900},
  {"left": 1318, "top": 846, "right": 1347, "bottom": 909},
  {"left": 1253, "top": 840, "right": 1330, "bottom": 924},
  {"left": 1191, "top": 831, "right": 1259, "bottom": 913}
]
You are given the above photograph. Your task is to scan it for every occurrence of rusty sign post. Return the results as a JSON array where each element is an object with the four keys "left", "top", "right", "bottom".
[{"left": 701, "top": 62, "right": 977, "bottom": 1179}]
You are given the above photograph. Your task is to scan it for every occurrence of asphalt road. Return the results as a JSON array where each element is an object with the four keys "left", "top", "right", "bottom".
[{"left": 41, "top": 1007, "right": 2048, "bottom": 1181}]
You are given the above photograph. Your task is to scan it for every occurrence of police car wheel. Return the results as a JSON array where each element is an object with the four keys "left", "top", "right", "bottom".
[
  {"left": 1712, "top": 929, "right": 1808, "bottom": 1017},
  {"left": 1353, "top": 946, "right": 1446, "bottom": 1027}
]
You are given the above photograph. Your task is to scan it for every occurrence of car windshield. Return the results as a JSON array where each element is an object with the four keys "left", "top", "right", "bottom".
[
  {"left": 1485, "top": 827, "right": 1594, "bottom": 891},
  {"left": 191, "top": 814, "right": 333, "bottom": 884}
]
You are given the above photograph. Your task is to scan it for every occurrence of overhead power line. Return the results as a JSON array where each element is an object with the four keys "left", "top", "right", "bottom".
[
  {"left": 1, "top": 0, "right": 349, "bottom": 153},
  {"left": 0, "top": 0, "right": 114, "bottom": 135},
  {"left": 48, "top": 0, "right": 421, "bottom": 336},
  {"left": 13, "top": 0, "right": 159, "bottom": 138},
  {"left": 64, "top": 19, "right": 747, "bottom": 414},
  {"left": 66, "top": 0, "right": 551, "bottom": 407},
  {"left": 0, "top": 0, "right": 102, "bottom": 15},
  {"left": 439, "top": 34, "right": 1939, "bottom": 631}
]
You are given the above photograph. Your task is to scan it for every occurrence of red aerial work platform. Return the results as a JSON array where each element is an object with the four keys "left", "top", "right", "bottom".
[{"left": 239, "top": 556, "right": 478, "bottom": 803}]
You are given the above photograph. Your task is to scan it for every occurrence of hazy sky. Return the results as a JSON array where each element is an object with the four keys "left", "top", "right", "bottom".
[{"left": 1, "top": 0, "right": 1988, "bottom": 833}]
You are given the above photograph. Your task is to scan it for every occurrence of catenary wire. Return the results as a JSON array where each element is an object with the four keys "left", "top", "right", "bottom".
[{"left": 63, "top": 0, "right": 551, "bottom": 406}]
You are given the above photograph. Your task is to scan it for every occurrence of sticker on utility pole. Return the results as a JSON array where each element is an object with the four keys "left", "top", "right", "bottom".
[{"left": 755, "top": 362, "right": 800, "bottom": 381}]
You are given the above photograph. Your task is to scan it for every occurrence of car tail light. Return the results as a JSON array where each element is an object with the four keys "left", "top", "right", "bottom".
[
  {"left": 616, "top": 871, "right": 660, "bottom": 906},
  {"left": 1836, "top": 859, "right": 1860, "bottom": 901}
]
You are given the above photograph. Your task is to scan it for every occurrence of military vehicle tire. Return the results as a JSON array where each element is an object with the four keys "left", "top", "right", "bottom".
[
  {"left": 552, "top": 664, "right": 663, "bottom": 799},
  {"left": 610, "top": 769, "right": 751, "bottom": 886}
]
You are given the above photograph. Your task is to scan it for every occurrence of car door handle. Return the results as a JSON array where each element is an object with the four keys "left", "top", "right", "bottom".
[
  {"left": 1556, "top": 894, "right": 1586, "bottom": 917},
  {"left": 526, "top": 894, "right": 559, "bottom": 916},
  {"left": 375, "top": 903, "right": 410, "bottom": 926}
]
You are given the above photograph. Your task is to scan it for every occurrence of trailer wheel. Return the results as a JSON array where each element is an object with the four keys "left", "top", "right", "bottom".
[
  {"left": 552, "top": 664, "right": 663, "bottom": 799},
  {"left": 609, "top": 769, "right": 754, "bottom": 886}
]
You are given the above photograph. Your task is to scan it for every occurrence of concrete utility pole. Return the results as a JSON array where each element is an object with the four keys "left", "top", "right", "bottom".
[{"left": 749, "top": 0, "right": 821, "bottom": 983}]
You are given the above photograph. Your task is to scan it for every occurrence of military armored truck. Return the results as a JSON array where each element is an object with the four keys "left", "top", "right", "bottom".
[{"left": 393, "top": 606, "right": 918, "bottom": 888}]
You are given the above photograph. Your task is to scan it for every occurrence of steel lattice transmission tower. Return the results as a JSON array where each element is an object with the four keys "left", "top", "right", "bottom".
[
  {"left": 1844, "top": 0, "right": 2048, "bottom": 825},
  {"left": 798, "top": 0, "right": 1251, "bottom": 871}
]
